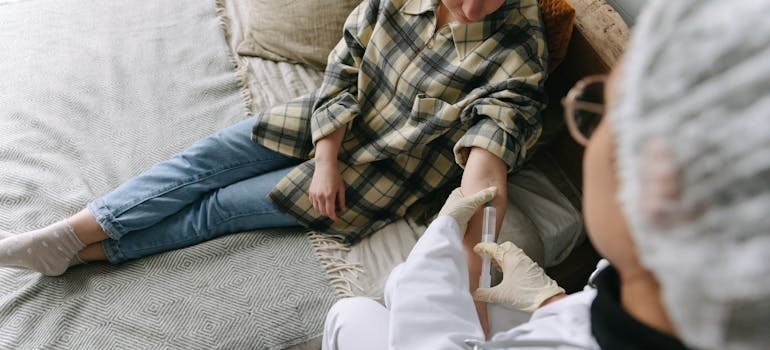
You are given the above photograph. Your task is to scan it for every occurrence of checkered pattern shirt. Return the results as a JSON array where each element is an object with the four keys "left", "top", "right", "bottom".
[{"left": 252, "top": 0, "right": 547, "bottom": 242}]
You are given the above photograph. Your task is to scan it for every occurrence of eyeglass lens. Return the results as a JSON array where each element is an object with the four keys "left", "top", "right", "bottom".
[{"left": 573, "top": 81, "right": 605, "bottom": 140}]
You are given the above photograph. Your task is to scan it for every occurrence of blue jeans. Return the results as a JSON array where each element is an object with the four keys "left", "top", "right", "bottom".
[{"left": 87, "top": 118, "right": 302, "bottom": 264}]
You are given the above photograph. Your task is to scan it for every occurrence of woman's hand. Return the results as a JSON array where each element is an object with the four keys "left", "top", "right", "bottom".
[
  {"left": 310, "top": 125, "right": 347, "bottom": 221},
  {"left": 309, "top": 159, "right": 346, "bottom": 221}
]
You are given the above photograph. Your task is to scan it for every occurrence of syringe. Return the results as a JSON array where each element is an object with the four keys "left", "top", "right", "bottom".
[{"left": 479, "top": 203, "right": 496, "bottom": 289}]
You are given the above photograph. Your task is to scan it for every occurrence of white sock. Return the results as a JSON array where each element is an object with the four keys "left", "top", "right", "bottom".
[{"left": 0, "top": 220, "right": 86, "bottom": 276}]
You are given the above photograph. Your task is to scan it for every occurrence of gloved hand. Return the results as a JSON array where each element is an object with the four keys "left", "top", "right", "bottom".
[
  {"left": 437, "top": 186, "right": 497, "bottom": 235},
  {"left": 472, "top": 241, "right": 565, "bottom": 312}
]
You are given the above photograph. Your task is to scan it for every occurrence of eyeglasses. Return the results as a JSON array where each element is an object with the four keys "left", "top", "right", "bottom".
[{"left": 561, "top": 75, "right": 607, "bottom": 146}]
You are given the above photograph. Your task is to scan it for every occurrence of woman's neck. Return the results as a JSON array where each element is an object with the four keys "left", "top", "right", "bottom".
[
  {"left": 435, "top": 3, "right": 453, "bottom": 28},
  {"left": 619, "top": 268, "right": 678, "bottom": 337}
]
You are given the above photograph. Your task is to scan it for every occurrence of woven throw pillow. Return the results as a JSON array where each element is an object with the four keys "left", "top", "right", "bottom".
[
  {"left": 236, "top": 0, "right": 361, "bottom": 70},
  {"left": 539, "top": 0, "right": 576, "bottom": 73},
  {"left": 237, "top": 0, "right": 573, "bottom": 72}
]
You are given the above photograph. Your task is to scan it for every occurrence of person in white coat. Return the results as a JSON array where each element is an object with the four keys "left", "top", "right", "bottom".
[{"left": 322, "top": 0, "right": 770, "bottom": 349}]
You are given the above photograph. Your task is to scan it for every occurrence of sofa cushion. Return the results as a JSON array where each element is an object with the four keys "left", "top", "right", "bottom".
[
  {"left": 236, "top": 0, "right": 360, "bottom": 70},
  {"left": 237, "top": 0, "right": 575, "bottom": 72}
]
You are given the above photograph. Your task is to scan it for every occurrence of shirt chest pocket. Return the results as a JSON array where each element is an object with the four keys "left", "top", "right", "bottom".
[{"left": 409, "top": 94, "right": 461, "bottom": 129}]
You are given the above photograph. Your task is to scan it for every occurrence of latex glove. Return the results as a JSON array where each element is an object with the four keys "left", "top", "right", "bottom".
[
  {"left": 437, "top": 186, "right": 497, "bottom": 235},
  {"left": 472, "top": 241, "right": 565, "bottom": 312}
]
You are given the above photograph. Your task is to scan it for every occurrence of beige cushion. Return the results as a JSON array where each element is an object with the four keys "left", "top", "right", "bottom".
[{"left": 236, "top": 0, "right": 361, "bottom": 70}]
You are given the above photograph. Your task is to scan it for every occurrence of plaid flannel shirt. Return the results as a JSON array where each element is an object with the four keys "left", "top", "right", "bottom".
[{"left": 252, "top": 0, "right": 547, "bottom": 242}]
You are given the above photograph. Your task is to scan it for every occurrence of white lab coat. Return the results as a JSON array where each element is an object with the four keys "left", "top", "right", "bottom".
[{"left": 322, "top": 216, "right": 602, "bottom": 350}]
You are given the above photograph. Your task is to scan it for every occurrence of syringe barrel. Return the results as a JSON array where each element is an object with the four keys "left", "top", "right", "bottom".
[
  {"left": 479, "top": 205, "right": 496, "bottom": 289},
  {"left": 482, "top": 206, "right": 496, "bottom": 242}
]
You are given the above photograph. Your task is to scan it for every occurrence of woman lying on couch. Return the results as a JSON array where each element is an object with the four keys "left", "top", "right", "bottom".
[
  {"left": 0, "top": 0, "right": 547, "bottom": 334},
  {"left": 322, "top": 0, "right": 770, "bottom": 348}
]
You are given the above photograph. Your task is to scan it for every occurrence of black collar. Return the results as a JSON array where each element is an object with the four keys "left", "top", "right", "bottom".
[{"left": 590, "top": 266, "right": 691, "bottom": 350}]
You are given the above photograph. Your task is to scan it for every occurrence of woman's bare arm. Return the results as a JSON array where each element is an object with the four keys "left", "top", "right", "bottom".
[
  {"left": 460, "top": 146, "right": 508, "bottom": 337},
  {"left": 309, "top": 126, "right": 347, "bottom": 221}
]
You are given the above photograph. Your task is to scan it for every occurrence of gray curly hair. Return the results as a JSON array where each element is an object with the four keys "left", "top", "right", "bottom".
[{"left": 610, "top": 0, "right": 770, "bottom": 349}]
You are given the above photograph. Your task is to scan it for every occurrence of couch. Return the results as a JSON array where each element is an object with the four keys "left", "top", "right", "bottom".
[{"left": 0, "top": 0, "right": 630, "bottom": 348}]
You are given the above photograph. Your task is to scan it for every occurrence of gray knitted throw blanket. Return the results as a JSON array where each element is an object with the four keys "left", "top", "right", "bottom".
[{"left": 0, "top": 0, "right": 336, "bottom": 348}]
